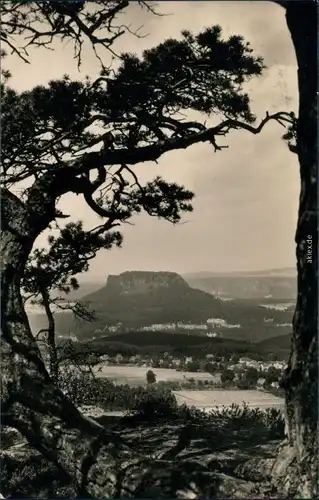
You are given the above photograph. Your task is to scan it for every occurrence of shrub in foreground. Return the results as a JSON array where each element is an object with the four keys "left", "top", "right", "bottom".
[
  {"left": 59, "top": 367, "right": 179, "bottom": 416},
  {"left": 127, "top": 386, "right": 178, "bottom": 420},
  {"left": 170, "top": 402, "right": 285, "bottom": 439},
  {"left": 59, "top": 367, "right": 284, "bottom": 438}
]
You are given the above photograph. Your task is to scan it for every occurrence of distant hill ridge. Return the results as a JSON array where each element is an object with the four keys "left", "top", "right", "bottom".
[
  {"left": 59, "top": 267, "right": 296, "bottom": 301},
  {"left": 183, "top": 267, "right": 297, "bottom": 279},
  {"left": 64, "top": 270, "right": 293, "bottom": 339},
  {"left": 183, "top": 269, "right": 296, "bottom": 300},
  {"left": 28, "top": 270, "right": 294, "bottom": 343}
]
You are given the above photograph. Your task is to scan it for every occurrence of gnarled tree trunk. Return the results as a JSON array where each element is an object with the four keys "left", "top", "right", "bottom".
[
  {"left": 1, "top": 189, "right": 137, "bottom": 497},
  {"left": 272, "top": 2, "right": 318, "bottom": 497}
]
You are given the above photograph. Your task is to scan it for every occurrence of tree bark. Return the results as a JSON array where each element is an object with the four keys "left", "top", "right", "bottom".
[
  {"left": 272, "top": 2, "right": 318, "bottom": 497},
  {"left": 40, "top": 288, "right": 60, "bottom": 383},
  {"left": 1, "top": 189, "right": 137, "bottom": 497}
]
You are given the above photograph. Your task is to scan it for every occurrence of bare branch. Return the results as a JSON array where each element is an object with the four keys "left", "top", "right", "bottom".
[
  {"left": 1, "top": 1, "right": 156, "bottom": 66},
  {"left": 52, "top": 299, "right": 96, "bottom": 323}
]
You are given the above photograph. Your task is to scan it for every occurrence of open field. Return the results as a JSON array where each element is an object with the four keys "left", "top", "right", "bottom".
[
  {"left": 73, "top": 365, "right": 284, "bottom": 413},
  {"left": 92, "top": 364, "right": 220, "bottom": 385},
  {"left": 173, "top": 390, "right": 284, "bottom": 411},
  {"left": 80, "top": 389, "right": 284, "bottom": 418}
]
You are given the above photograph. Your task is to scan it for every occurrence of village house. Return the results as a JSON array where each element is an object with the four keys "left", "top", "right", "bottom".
[
  {"left": 257, "top": 377, "right": 267, "bottom": 387},
  {"left": 185, "top": 356, "right": 193, "bottom": 364},
  {"left": 239, "top": 357, "right": 253, "bottom": 364},
  {"left": 228, "top": 364, "right": 237, "bottom": 371},
  {"left": 139, "top": 323, "right": 176, "bottom": 331},
  {"left": 207, "top": 318, "right": 227, "bottom": 327},
  {"left": 238, "top": 357, "right": 260, "bottom": 368},
  {"left": 177, "top": 323, "right": 208, "bottom": 331},
  {"left": 172, "top": 358, "right": 181, "bottom": 366},
  {"left": 68, "top": 334, "right": 78, "bottom": 342}
]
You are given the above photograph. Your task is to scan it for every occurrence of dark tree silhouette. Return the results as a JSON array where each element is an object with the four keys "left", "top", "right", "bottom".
[
  {"left": 270, "top": 3, "right": 318, "bottom": 497},
  {"left": 0, "top": 0, "right": 155, "bottom": 67},
  {"left": 204, "top": 362, "right": 216, "bottom": 374},
  {"left": 22, "top": 220, "right": 122, "bottom": 381},
  {"left": 220, "top": 369, "right": 235, "bottom": 384},
  {"left": 244, "top": 367, "right": 258, "bottom": 386},
  {"left": 146, "top": 370, "right": 156, "bottom": 385},
  {"left": 231, "top": 354, "right": 240, "bottom": 364}
]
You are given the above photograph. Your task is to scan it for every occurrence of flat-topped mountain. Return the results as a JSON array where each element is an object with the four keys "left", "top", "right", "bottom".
[
  {"left": 106, "top": 271, "right": 189, "bottom": 296},
  {"left": 81, "top": 270, "right": 212, "bottom": 325}
]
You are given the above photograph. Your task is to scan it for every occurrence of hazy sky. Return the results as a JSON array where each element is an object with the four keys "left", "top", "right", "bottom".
[{"left": 8, "top": 1, "right": 299, "bottom": 280}]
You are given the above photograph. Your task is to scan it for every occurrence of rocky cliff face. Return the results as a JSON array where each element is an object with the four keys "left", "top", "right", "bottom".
[{"left": 106, "top": 271, "right": 189, "bottom": 295}]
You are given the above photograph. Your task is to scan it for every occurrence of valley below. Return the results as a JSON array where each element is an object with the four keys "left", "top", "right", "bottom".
[
  {"left": 28, "top": 269, "right": 295, "bottom": 347},
  {"left": 7, "top": 269, "right": 293, "bottom": 499}
]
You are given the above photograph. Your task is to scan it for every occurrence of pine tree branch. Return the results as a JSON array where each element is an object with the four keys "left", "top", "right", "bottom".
[{"left": 71, "top": 111, "right": 294, "bottom": 169}]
